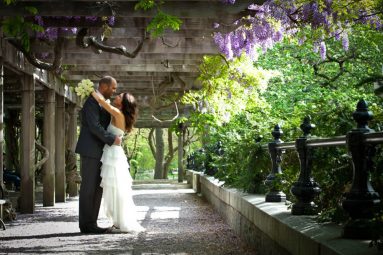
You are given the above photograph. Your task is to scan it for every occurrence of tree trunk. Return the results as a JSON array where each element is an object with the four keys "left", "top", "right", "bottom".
[
  {"left": 148, "top": 128, "right": 155, "bottom": 158},
  {"left": 178, "top": 125, "right": 185, "bottom": 183},
  {"left": 154, "top": 128, "right": 164, "bottom": 179},
  {"left": 162, "top": 128, "right": 174, "bottom": 179},
  {"left": 129, "top": 129, "right": 141, "bottom": 180}
]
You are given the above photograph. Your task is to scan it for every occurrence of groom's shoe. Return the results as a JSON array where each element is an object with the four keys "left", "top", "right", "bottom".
[
  {"left": 80, "top": 225, "right": 109, "bottom": 234},
  {"left": 105, "top": 225, "right": 122, "bottom": 234}
]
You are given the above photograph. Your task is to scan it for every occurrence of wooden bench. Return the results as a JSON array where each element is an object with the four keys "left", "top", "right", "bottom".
[{"left": 0, "top": 185, "right": 6, "bottom": 230}]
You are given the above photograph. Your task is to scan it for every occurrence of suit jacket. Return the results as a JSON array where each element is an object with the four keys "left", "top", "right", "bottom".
[{"left": 75, "top": 96, "right": 115, "bottom": 159}]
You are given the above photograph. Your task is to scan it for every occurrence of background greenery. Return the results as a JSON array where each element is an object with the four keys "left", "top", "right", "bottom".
[{"left": 183, "top": 25, "right": 383, "bottom": 224}]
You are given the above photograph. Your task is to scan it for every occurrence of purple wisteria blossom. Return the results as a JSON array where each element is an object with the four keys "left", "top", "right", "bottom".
[
  {"left": 108, "top": 16, "right": 115, "bottom": 26},
  {"left": 214, "top": 0, "right": 382, "bottom": 60},
  {"left": 342, "top": 33, "right": 349, "bottom": 51},
  {"left": 33, "top": 16, "right": 114, "bottom": 41},
  {"left": 222, "top": 0, "right": 235, "bottom": 4},
  {"left": 319, "top": 41, "right": 326, "bottom": 60}
]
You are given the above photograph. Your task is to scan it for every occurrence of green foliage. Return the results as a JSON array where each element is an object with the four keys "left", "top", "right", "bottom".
[
  {"left": 135, "top": 0, "right": 182, "bottom": 38},
  {"left": 24, "top": 6, "right": 38, "bottom": 15},
  {"left": 134, "top": 0, "right": 157, "bottom": 11},
  {"left": 124, "top": 129, "right": 156, "bottom": 179},
  {"left": 182, "top": 54, "right": 279, "bottom": 127},
  {"left": 3, "top": 0, "right": 15, "bottom": 5},
  {"left": 185, "top": 24, "right": 383, "bottom": 224},
  {"left": 1, "top": 5, "right": 43, "bottom": 51},
  {"left": 146, "top": 10, "right": 181, "bottom": 38}
]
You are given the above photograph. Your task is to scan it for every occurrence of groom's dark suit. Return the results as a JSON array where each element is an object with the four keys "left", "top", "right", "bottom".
[{"left": 75, "top": 96, "right": 115, "bottom": 233}]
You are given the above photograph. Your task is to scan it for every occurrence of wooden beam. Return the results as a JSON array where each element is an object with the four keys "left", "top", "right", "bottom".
[
  {"left": 1, "top": 40, "right": 80, "bottom": 105},
  {"left": 26, "top": 17, "right": 218, "bottom": 32},
  {"left": 68, "top": 64, "right": 199, "bottom": 73},
  {"left": 66, "top": 74, "right": 198, "bottom": 82},
  {"left": 65, "top": 71, "right": 199, "bottom": 77},
  {"left": 53, "top": 58, "right": 202, "bottom": 66},
  {"left": 0, "top": 1, "right": 258, "bottom": 18},
  {"left": 56, "top": 52, "right": 209, "bottom": 62},
  {"left": 32, "top": 37, "right": 219, "bottom": 54}
]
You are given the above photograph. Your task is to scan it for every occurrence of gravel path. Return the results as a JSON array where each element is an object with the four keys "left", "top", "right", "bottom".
[{"left": 0, "top": 185, "right": 257, "bottom": 255}]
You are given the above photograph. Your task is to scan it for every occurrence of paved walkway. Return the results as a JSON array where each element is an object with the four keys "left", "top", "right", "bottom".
[{"left": 0, "top": 183, "right": 257, "bottom": 255}]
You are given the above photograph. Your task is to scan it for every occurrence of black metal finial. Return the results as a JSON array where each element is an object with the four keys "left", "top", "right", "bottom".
[
  {"left": 353, "top": 99, "right": 373, "bottom": 130},
  {"left": 272, "top": 124, "right": 283, "bottom": 142},
  {"left": 300, "top": 116, "right": 315, "bottom": 137}
]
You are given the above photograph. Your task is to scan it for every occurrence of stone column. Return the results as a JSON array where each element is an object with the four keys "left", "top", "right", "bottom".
[
  {"left": 66, "top": 104, "right": 78, "bottom": 151},
  {"left": 20, "top": 74, "right": 35, "bottom": 213},
  {"left": 43, "top": 88, "right": 55, "bottom": 206},
  {"left": 55, "top": 94, "right": 65, "bottom": 202},
  {"left": 178, "top": 124, "right": 184, "bottom": 183},
  {"left": 66, "top": 104, "right": 78, "bottom": 197},
  {"left": 0, "top": 54, "right": 3, "bottom": 187}
]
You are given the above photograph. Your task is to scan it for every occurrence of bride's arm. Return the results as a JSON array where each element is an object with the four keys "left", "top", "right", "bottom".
[{"left": 91, "top": 91, "right": 122, "bottom": 118}]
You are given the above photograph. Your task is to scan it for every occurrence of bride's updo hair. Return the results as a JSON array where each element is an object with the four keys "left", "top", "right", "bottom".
[{"left": 121, "top": 93, "right": 138, "bottom": 133}]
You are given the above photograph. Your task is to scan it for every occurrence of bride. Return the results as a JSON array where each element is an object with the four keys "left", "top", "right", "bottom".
[{"left": 91, "top": 90, "right": 144, "bottom": 233}]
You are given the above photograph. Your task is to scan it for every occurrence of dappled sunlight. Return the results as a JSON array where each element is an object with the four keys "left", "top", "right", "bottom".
[
  {"left": 150, "top": 206, "right": 181, "bottom": 220},
  {"left": 133, "top": 189, "right": 195, "bottom": 196}
]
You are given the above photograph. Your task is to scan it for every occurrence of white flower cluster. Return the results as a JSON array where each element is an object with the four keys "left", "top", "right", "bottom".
[{"left": 75, "top": 79, "right": 95, "bottom": 99}]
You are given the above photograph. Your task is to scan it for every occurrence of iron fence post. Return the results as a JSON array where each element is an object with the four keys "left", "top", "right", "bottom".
[
  {"left": 342, "top": 99, "right": 381, "bottom": 239},
  {"left": 265, "top": 124, "right": 286, "bottom": 202},
  {"left": 290, "top": 116, "right": 321, "bottom": 215}
]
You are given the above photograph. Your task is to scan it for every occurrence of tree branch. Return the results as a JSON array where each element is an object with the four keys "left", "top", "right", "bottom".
[
  {"left": 8, "top": 36, "right": 64, "bottom": 72},
  {"left": 356, "top": 74, "right": 383, "bottom": 87},
  {"left": 76, "top": 27, "right": 145, "bottom": 58},
  {"left": 312, "top": 51, "right": 356, "bottom": 87}
]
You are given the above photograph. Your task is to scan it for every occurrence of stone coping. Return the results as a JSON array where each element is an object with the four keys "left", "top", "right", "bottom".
[{"left": 186, "top": 170, "right": 380, "bottom": 255}]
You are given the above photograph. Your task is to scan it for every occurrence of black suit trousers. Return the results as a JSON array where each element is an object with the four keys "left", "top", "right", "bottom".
[{"left": 79, "top": 156, "right": 103, "bottom": 229}]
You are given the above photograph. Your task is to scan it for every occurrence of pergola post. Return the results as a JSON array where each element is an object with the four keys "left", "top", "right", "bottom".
[
  {"left": 66, "top": 103, "right": 78, "bottom": 151},
  {"left": 43, "top": 88, "right": 55, "bottom": 206},
  {"left": 20, "top": 74, "right": 35, "bottom": 213},
  {"left": 0, "top": 51, "right": 4, "bottom": 188},
  {"left": 55, "top": 94, "right": 65, "bottom": 202},
  {"left": 66, "top": 103, "right": 78, "bottom": 197},
  {"left": 178, "top": 123, "right": 184, "bottom": 183}
]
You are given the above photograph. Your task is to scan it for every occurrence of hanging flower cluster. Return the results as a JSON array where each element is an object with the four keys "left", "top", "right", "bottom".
[
  {"left": 217, "top": 0, "right": 382, "bottom": 60},
  {"left": 75, "top": 79, "right": 95, "bottom": 99}
]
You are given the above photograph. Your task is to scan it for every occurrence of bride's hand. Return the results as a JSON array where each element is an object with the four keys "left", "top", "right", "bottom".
[
  {"left": 91, "top": 91, "right": 98, "bottom": 99},
  {"left": 91, "top": 91, "right": 105, "bottom": 103},
  {"left": 113, "top": 135, "right": 122, "bottom": 145}
]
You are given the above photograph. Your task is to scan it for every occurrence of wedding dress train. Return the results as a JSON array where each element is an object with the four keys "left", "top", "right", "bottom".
[{"left": 100, "top": 124, "right": 145, "bottom": 232}]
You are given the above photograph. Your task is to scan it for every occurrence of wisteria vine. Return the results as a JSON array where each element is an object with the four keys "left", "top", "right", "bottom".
[
  {"left": 216, "top": 0, "right": 382, "bottom": 60},
  {"left": 34, "top": 16, "right": 115, "bottom": 41}
]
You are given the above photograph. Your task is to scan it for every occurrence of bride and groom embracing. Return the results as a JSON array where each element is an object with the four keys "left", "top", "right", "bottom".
[{"left": 75, "top": 76, "right": 144, "bottom": 234}]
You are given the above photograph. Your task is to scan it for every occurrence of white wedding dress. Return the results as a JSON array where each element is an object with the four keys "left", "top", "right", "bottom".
[{"left": 100, "top": 124, "right": 145, "bottom": 232}]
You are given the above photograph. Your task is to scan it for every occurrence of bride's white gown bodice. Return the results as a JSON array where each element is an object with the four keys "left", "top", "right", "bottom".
[
  {"left": 107, "top": 123, "right": 125, "bottom": 137},
  {"left": 100, "top": 123, "right": 144, "bottom": 232}
]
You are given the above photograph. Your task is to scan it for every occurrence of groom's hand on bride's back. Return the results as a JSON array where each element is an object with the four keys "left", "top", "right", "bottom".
[{"left": 113, "top": 135, "right": 122, "bottom": 145}]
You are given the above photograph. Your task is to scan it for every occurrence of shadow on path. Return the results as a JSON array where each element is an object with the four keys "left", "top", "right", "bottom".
[{"left": 0, "top": 186, "right": 257, "bottom": 255}]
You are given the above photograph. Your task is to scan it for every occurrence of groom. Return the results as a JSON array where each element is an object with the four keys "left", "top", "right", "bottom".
[{"left": 75, "top": 76, "right": 121, "bottom": 234}]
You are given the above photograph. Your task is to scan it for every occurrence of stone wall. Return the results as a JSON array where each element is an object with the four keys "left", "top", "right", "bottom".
[{"left": 187, "top": 170, "right": 378, "bottom": 255}]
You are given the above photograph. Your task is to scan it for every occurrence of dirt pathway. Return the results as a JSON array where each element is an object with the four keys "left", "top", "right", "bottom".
[{"left": 0, "top": 186, "right": 257, "bottom": 255}]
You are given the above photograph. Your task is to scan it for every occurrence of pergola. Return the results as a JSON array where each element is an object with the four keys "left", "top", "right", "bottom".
[{"left": 0, "top": 0, "right": 256, "bottom": 213}]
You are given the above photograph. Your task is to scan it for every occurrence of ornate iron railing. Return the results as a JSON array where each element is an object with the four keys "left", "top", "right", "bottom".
[{"left": 264, "top": 99, "right": 382, "bottom": 239}]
